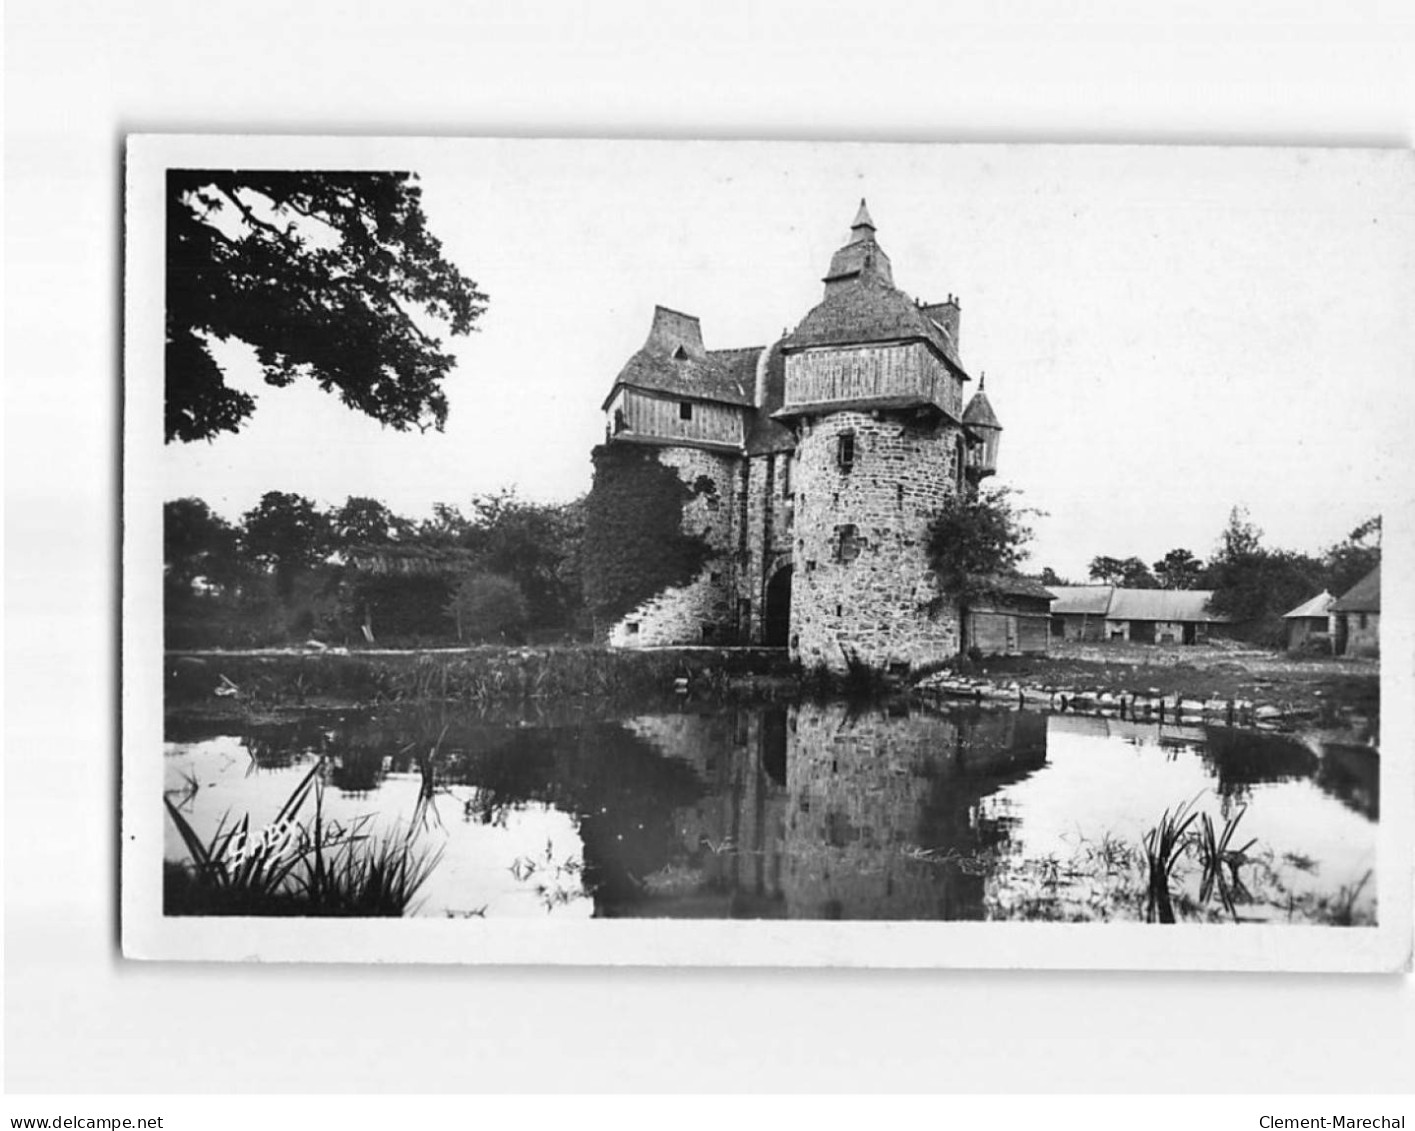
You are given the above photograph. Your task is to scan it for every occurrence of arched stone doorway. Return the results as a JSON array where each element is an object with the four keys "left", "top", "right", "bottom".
[{"left": 764, "top": 565, "right": 792, "bottom": 647}]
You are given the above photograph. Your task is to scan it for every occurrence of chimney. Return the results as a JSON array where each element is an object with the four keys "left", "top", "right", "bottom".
[{"left": 921, "top": 294, "right": 962, "bottom": 359}]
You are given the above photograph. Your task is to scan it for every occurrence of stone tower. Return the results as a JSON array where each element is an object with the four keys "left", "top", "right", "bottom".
[
  {"left": 773, "top": 202, "right": 980, "bottom": 674},
  {"left": 589, "top": 202, "right": 1013, "bottom": 666}
]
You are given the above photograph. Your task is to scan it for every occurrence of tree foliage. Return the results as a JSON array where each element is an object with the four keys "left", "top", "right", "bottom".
[
  {"left": 1088, "top": 554, "right": 1158, "bottom": 588},
  {"left": 164, "top": 497, "right": 243, "bottom": 597},
  {"left": 583, "top": 445, "right": 714, "bottom": 626},
  {"left": 240, "top": 491, "right": 333, "bottom": 597},
  {"left": 1205, "top": 507, "right": 1325, "bottom": 645},
  {"left": 166, "top": 170, "right": 487, "bottom": 443},
  {"left": 330, "top": 496, "right": 411, "bottom": 549},
  {"left": 924, "top": 484, "right": 1038, "bottom": 600},
  {"left": 1152, "top": 547, "right": 1205, "bottom": 590},
  {"left": 445, "top": 572, "right": 530, "bottom": 642},
  {"left": 1323, "top": 516, "right": 1381, "bottom": 597}
]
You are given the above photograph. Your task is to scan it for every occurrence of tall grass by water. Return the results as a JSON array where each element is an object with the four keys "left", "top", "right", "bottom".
[
  {"left": 164, "top": 757, "right": 444, "bottom": 917},
  {"left": 166, "top": 645, "right": 796, "bottom": 709}
]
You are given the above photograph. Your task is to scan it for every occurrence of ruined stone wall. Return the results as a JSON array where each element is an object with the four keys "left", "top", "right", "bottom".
[
  {"left": 789, "top": 410, "right": 962, "bottom": 672},
  {"left": 607, "top": 446, "right": 741, "bottom": 648}
]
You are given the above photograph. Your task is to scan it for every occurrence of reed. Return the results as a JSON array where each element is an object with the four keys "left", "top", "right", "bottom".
[
  {"left": 1195, "top": 808, "right": 1258, "bottom": 922},
  {"left": 164, "top": 757, "right": 444, "bottom": 917},
  {"left": 1142, "top": 796, "right": 1201, "bottom": 924}
]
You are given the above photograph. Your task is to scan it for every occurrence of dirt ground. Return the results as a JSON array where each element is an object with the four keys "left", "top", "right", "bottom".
[{"left": 961, "top": 640, "right": 1380, "bottom": 718}]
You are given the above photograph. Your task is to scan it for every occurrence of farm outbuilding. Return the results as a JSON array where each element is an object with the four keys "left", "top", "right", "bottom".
[
  {"left": 1330, "top": 564, "right": 1380, "bottom": 657},
  {"left": 1048, "top": 585, "right": 1113, "bottom": 642},
  {"left": 963, "top": 575, "right": 1054, "bottom": 657},
  {"left": 1048, "top": 585, "right": 1231, "bottom": 645},
  {"left": 1282, "top": 590, "right": 1335, "bottom": 653},
  {"left": 1104, "top": 588, "right": 1231, "bottom": 645}
]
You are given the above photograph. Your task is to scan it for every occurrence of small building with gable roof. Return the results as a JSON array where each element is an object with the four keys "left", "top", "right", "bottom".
[
  {"left": 1330, "top": 564, "right": 1380, "bottom": 657},
  {"left": 1281, "top": 590, "right": 1335, "bottom": 653}
]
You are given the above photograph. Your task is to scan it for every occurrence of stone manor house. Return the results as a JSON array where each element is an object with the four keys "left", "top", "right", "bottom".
[{"left": 592, "top": 203, "right": 1046, "bottom": 673}]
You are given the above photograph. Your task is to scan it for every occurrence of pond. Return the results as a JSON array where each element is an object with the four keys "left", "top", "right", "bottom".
[{"left": 162, "top": 698, "right": 1378, "bottom": 924}]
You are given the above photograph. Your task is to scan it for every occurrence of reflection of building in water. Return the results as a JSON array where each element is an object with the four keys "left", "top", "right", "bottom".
[
  {"left": 616, "top": 703, "right": 1048, "bottom": 920},
  {"left": 622, "top": 706, "right": 790, "bottom": 917},
  {"left": 782, "top": 703, "right": 1047, "bottom": 920},
  {"left": 1047, "top": 713, "right": 1208, "bottom": 753}
]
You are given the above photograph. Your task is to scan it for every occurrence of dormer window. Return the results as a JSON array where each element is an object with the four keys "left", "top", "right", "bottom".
[
  {"left": 679, "top": 401, "right": 693, "bottom": 421},
  {"left": 837, "top": 431, "right": 856, "bottom": 473}
]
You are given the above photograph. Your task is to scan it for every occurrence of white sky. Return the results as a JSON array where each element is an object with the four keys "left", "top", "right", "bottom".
[{"left": 161, "top": 140, "right": 1414, "bottom": 580}]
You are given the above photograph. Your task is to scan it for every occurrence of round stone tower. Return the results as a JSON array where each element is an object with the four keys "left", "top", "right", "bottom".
[{"left": 774, "top": 203, "right": 980, "bottom": 674}]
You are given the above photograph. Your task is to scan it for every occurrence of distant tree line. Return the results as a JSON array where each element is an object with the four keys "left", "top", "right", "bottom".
[
  {"left": 164, "top": 490, "right": 587, "bottom": 649},
  {"left": 1034, "top": 508, "right": 1380, "bottom": 648}
]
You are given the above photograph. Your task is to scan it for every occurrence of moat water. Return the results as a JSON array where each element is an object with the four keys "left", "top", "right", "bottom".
[{"left": 163, "top": 698, "right": 1378, "bottom": 924}]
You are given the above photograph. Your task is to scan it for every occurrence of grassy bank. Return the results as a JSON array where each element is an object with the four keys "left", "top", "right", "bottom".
[
  {"left": 166, "top": 644, "right": 798, "bottom": 714},
  {"left": 949, "top": 642, "right": 1379, "bottom": 720}
]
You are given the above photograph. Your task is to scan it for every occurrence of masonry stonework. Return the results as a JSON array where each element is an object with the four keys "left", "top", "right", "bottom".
[
  {"left": 589, "top": 203, "right": 1017, "bottom": 667},
  {"left": 790, "top": 411, "right": 962, "bottom": 672}
]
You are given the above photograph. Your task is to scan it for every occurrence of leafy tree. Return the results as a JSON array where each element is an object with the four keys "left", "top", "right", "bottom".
[
  {"left": 1090, "top": 554, "right": 1159, "bottom": 588},
  {"left": 924, "top": 484, "right": 1038, "bottom": 600},
  {"left": 1038, "top": 566, "right": 1069, "bottom": 588},
  {"left": 1153, "top": 547, "right": 1205, "bottom": 590},
  {"left": 1087, "top": 555, "right": 1126, "bottom": 584},
  {"left": 1217, "top": 504, "right": 1263, "bottom": 561},
  {"left": 1206, "top": 507, "right": 1324, "bottom": 645},
  {"left": 240, "top": 491, "right": 333, "bottom": 597},
  {"left": 166, "top": 170, "right": 487, "bottom": 443},
  {"left": 330, "top": 496, "right": 412, "bottom": 550},
  {"left": 164, "top": 497, "right": 243, "bottom": 597},
  {"left": 1117, "top": 556, "right": 1158, "bottom": 589},
  {"left": 445, "top": 572, "right": 530, "bottom": 642},
  {"left": 459, "top": 490, "right": 586, "bottom": 630},
  {"left": 1323, "top": 516, "right": 1381, "bottom": 597},
  {"left": 418, "top": 502, "right": 473, "bottom": 545}
]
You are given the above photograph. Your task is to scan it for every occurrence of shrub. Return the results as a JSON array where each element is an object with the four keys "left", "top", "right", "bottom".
[{"left": 445, "top": 571, "right": 530, "bottom": 642}]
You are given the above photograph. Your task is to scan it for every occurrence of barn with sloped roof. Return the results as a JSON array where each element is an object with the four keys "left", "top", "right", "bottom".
[{"left": 1330, "top": 564, "right": 1380, "bottom": 657}]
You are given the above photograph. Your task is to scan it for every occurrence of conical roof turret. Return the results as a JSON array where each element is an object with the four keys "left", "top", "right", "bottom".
[
  {"left": 850, "top": 198, "right": 876, "bottom": 236},
  {"left": 962, "top": 373, "right": 1001, "bottom": 429}
]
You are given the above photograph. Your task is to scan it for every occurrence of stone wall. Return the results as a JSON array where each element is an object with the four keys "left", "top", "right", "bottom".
[
  {"left": 1342, "top": 612, "right": 1381, "bottom": 657},
  {"left": 607, "top": 446, "right": 741, "bottom": 648},
  {"left": 738, "top": 451, "right": 796, "bottom": 642},
  {"left": 789, "top": 410, "right": 962, "bottom": 672}
]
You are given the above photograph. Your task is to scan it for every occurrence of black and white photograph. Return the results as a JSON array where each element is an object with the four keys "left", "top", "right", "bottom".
[{"left": 120, "top": 136, "right": 1412, "bottom": 970}]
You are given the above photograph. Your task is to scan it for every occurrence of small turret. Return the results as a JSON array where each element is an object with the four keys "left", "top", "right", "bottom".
[{"left": 963, "top": 372, "right": 1002, "bottom": 479}]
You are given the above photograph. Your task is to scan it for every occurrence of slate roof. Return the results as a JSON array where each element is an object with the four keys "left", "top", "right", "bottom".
[
  {"left": 1048, "top": 586, "right": 1115, "bottom": 616},
  {"left": 1282, "top": 590, "right": 1335, "bottom": 620},
  {"left": 1107, "top": 588, "right": 1230, "bottom": 623},
  {"left": 603, "top": 306, "right": 756, "bottom": 409},
  {"left": 344, "top": 543, "right": 479, "bottom": 577},
  {"left": 780, "top": 205, "right": 968, "bottom": 370},
  {"left": 781, "top": 273, "right": 963, "bottom": 365},
  {"left": 977, "top": 574, "right": 1055, "bottom": 601},
  {"left": 962, "top": 389, "right": 1001, "bottom": 429},
  {"left": 1330, "top": 564, "right": 1380, "bottom": 613}
]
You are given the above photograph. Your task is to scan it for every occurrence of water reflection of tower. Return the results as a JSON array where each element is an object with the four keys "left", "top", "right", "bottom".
[
  {"left": 782, "top": 703, "right": 1048, "bottom": 920},
  {"left": 625, "top": 706, "right": 791, "bottom": 917}
]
